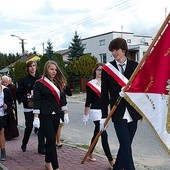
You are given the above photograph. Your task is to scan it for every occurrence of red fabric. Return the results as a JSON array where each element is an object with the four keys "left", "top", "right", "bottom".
[
  {"left": 126, "top": 23, "right": 170, "bottom": 95},
  {"left": 86, "top": 82, "right": 100, "bottom": 97},
  {"left": 38, "top": 78, "right": 60, "bottom": 107},
  {"left": 103, "top": 65, "right": 127, "bottom": 87}
]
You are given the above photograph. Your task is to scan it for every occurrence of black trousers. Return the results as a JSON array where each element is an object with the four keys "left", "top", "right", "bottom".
[
  {"left": 113, "top": 119, "right": 138, "bottom": 170},
  {"left": 90, "top": 120, "right": 113, "bottom": 161},
  {"left": 23, "top": 111, "right": 45, "bottom": 151},
  {"left": 40, "top": 114, "right": 60, "bottom": 169}
]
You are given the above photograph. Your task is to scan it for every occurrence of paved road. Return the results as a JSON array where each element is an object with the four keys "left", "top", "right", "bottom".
[
  {"left": 63, "top": 102, "right": 170, "bottom": 170},
  {"left": 17, "top": 101, "right": 170, "bottom": 170}
]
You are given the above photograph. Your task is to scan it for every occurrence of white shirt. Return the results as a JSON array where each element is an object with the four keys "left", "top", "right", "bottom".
[
  {"left": 115, "top": 59, "right": 133, "bottom": 123},
  {"left": 0, "top": 90, "right": 5, "bottom": 116}
]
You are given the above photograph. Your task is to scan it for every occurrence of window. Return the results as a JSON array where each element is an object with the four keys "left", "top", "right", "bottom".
[
  {"left": 99, "top": 53, "right": 107, "bottom": 63},
  {"left": 99, "top": 39, "right": 105, "bottom": 46},
  {"left": 143, "top": 51, "right": 146, "bottom": 56},
  {"left": 127, "top": 39, "right": 131, "bottom": 43},
  {"left": 143, "top": 42, "right": 148, "bottom": 46}
]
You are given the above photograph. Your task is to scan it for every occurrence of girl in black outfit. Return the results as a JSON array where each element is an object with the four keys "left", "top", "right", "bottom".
[
  {"left": 33, "top": 60, "right": 68, "bottom": 170},
  {"left": 83, "top": 63, "right": 114, "bottom": 168}
]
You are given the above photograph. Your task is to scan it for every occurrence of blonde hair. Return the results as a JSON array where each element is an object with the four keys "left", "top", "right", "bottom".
[{"left": 42, "top": 60, "right": 66, "bottom": 91}]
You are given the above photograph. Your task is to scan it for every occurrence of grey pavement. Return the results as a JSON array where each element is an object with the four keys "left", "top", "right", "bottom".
[
  {"left": 0, "top": 93, "right": 170, "bottom": 169},
  {"left": 0, "top": 128, "right": 112, "bottom": 170},
  {"left": 0, "top": 97, "right": 113, "bottom": 170}
]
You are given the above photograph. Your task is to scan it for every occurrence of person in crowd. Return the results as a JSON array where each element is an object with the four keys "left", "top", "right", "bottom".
[
  {"left": 2, "top": 76, "right": 18, "bottom": 124},
  {"left": 100, "top": 38, "right": 142, "bottom": 170},
  {"left": 1, "top": 76, "right": 19, "bottom": 140},
  {"left": 0, "top": 75, "right": 13, "bottom": 161},
  {"left": 8, "top": 77, "right": 18, "bottom": 125},
  {"left": 56, "top": 85, "right": 72, "bottom": 148},
  {"left": 33, "top": 60, "right": 69, "bottom": 170},
  {"left": 16, "top": 60, "right": 45, "bottom": 154},
  {"left": 83, "top": 63, "right": 115, "bottom": 168}
]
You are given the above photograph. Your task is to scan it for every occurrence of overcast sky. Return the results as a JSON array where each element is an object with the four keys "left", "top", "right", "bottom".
[{"left": 0, "top": 0, "right": 169, "bottom": 55}]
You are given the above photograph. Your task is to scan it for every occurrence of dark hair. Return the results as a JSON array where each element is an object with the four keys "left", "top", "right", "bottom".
[
  {"left": 92, "top": 63, "right": 104, "bottom": 79},
  {"left": 108, "top": 37, "right": 128, "bottom": 56},
  {"left": 26, "top": 60, "right": 37, "bottom": 73}
]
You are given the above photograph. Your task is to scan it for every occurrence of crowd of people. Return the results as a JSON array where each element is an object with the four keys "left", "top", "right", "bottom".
[{"left": 0, "top": 37, "right": 143, "bottom": 170}]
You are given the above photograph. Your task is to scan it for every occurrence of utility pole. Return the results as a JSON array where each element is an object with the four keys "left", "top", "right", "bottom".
[
  {"left": 11, "top": 34, "right": 26, "bottom": 56},
  {"left": 42, "top": 42, "right": 45, "bottom": 55}
]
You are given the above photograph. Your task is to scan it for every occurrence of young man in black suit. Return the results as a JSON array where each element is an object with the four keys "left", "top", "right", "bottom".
[
  {"left": 100, "top": 38, "right": 142, "bottom": 170},
  {"left": 16, "top": 61, "right": 45, "bottom": 155}
]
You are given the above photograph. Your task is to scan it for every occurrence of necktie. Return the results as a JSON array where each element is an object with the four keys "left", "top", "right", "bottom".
[{"left": 119, "top": 64, "right": 125, "bottom": 75}]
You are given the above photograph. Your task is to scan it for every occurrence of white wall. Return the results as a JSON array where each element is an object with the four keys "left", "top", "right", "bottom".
[{"left": 82, "top": 31, "right": 153, "bottom": 63}]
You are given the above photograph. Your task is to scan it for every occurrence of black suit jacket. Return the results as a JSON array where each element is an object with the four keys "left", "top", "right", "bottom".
[
  {"left": 33, "top": 80, "right": 66, "bottom": 116},
  {"left": 101, "top": 59, "right": 142, "bottom": 123},
  {"left": 16, "top": 74, "right": 40, "bottom": 109}
]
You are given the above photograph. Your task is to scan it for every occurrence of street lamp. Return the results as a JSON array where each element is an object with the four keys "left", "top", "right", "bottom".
[{"left": 11, "top": 34, "right": 26, "bottom": 56}]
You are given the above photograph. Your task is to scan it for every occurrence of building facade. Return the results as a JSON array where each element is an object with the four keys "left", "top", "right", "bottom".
[{"left": 81, "top": 31, "right": 153, "bottom": 63}]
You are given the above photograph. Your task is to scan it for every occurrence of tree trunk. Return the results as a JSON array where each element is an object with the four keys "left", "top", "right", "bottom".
[{"left": 80, "top": 77, "right": 88, "bottom": 92}]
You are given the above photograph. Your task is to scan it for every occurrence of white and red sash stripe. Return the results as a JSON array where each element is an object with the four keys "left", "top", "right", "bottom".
[
  {"left": 87, "top": 79, "right": 101, "bottom": 97},
  {"left": 38, "top": 77, "right": 60, "bottom": 107},
  {"left": 103, "top": 62, "right": 128, "bottom": 87}
]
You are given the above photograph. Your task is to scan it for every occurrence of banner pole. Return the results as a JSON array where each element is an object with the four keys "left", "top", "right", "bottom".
[
  {"left": 81, "top": 13, "right": 170, "bottom": 164},
  {"left": 81, "top": 97, "right": 122, "bottom": 164},
  {"left": 125, "top": 13, "right": 170, "bottom": 91}
]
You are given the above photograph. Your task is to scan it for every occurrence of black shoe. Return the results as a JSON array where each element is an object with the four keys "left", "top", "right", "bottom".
[
  {"left": 1, "top": 149, "right": 6, "bottom": 161},
  {"left": 34, "top": 127, "right": 39, "bottom": 134},
  {"left": 21, "top": 144, "right": 26, "bottom": 152},
  {"left": 56, "top": 144, "right": 63, "bottom": 148},
  {"left": 38, "top": 149, "right": 45, "bottom": 155}
]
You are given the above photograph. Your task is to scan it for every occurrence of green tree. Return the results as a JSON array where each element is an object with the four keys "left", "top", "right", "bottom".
[
  {"left": 37, "top": 53, "right": 66, "bottom": 76},
  {"left": 68, "top": 31, "right": 85, "bottom": 61},
  {"left": 0, "top": 52, "right": 21, "bottom": 70},
  {"left": 13, "top": 61, "right": 27, "bottom": 82},
  {"left": 53, "top": 52, "right": 66, "bottom": 74},
  {"left": 0, "top": 53, "right": 6, "bottom": 69},
  {"left": 37, "top": 54, "right": 49, "bottom": 76},
  {"left": 71, "top": 54, "right": 97, "bottom": 79},
  {"left": 38, "top": 40, "right": 54, "bottom": 76},
  {"left": 45, "top": 40, "right": 54, "bottom": 59}
]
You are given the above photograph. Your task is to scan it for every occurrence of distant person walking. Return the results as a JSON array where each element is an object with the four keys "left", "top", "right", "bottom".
[
  {"left": 16, "top": 60, "right": 45, "bottom": 154},
  {"left": 83, "top": 63, "right": 114, "bottom": 168},
  {"left": 1, "top": 76, "right": 19, "bottom": 140},
  {"left": 0, "top": 75, "right": 13, "bottom": 161},
  {"left": 56, "top": 85, "right": 72, "bottom": 148}
]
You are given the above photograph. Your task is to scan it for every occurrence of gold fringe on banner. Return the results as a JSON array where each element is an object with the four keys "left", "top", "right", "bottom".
[
  {"left": 166, "top": 90, "right": 170, "bottom": 133},
  {"left": 125, "top": 94, "right": 170, "bottom": 154}
]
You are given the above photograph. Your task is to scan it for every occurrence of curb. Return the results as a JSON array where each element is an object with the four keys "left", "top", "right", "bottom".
[{"left": 0, "top": 163, "right": 8, "bottom": 170}]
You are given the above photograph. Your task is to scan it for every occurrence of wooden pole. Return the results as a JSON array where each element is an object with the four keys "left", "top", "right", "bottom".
[
  {"left": 81, "top": 97, "right": 122, "bottom": 164},
  {"left": 81, "top": 13, "right": 170, "bottom": 164},
  {"left": 125, "top": 13, "right": 170, "bottom": 91}
]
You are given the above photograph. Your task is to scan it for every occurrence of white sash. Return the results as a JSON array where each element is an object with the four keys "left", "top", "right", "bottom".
[
  {"left": 38, "top": 77, "right": 60, "bottom": 106},
  {"left": 87, "top": 79, "right": 101, "bottom": 97},
  {"left": 103, "top": 62, "right": 128, "bottom": 87}
]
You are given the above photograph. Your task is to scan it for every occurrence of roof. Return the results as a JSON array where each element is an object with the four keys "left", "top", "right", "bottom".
[
  {"left": 56, "top": 49, "right": 70, "bottom": 55},
  {"left": 0, "top": 67, "right": 9, "bottom": 73},
  {"left": 8, "top": 54, "right": 41, "bottom": 67}
]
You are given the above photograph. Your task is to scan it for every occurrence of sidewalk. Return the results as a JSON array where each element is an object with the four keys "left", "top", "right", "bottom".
[{"left": 0, "top": 127, "right": 112, "bottom": 170}]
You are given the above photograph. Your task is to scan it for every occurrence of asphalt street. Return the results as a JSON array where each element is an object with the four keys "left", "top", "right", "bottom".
[{"left": 17, "top": 100, "right": 170, "bottom": 170}]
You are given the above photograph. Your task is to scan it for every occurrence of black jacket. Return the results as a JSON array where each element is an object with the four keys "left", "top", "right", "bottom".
[
  {"left": 33, "top": 80, "right": 67, "bottom": 116},
  {"left": 101, "top": 59, "right": 142, "bottom": 123},
  {"left": 16, "top": 74, "right": 40, "bottom": 109},
  {"left": 85, "top": 85, "right": 101, "bottom": 109}
]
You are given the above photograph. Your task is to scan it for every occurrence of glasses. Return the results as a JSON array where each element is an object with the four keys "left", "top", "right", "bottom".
[{"left": 96, "top": 68, "right": 102, "bottom": 71}]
